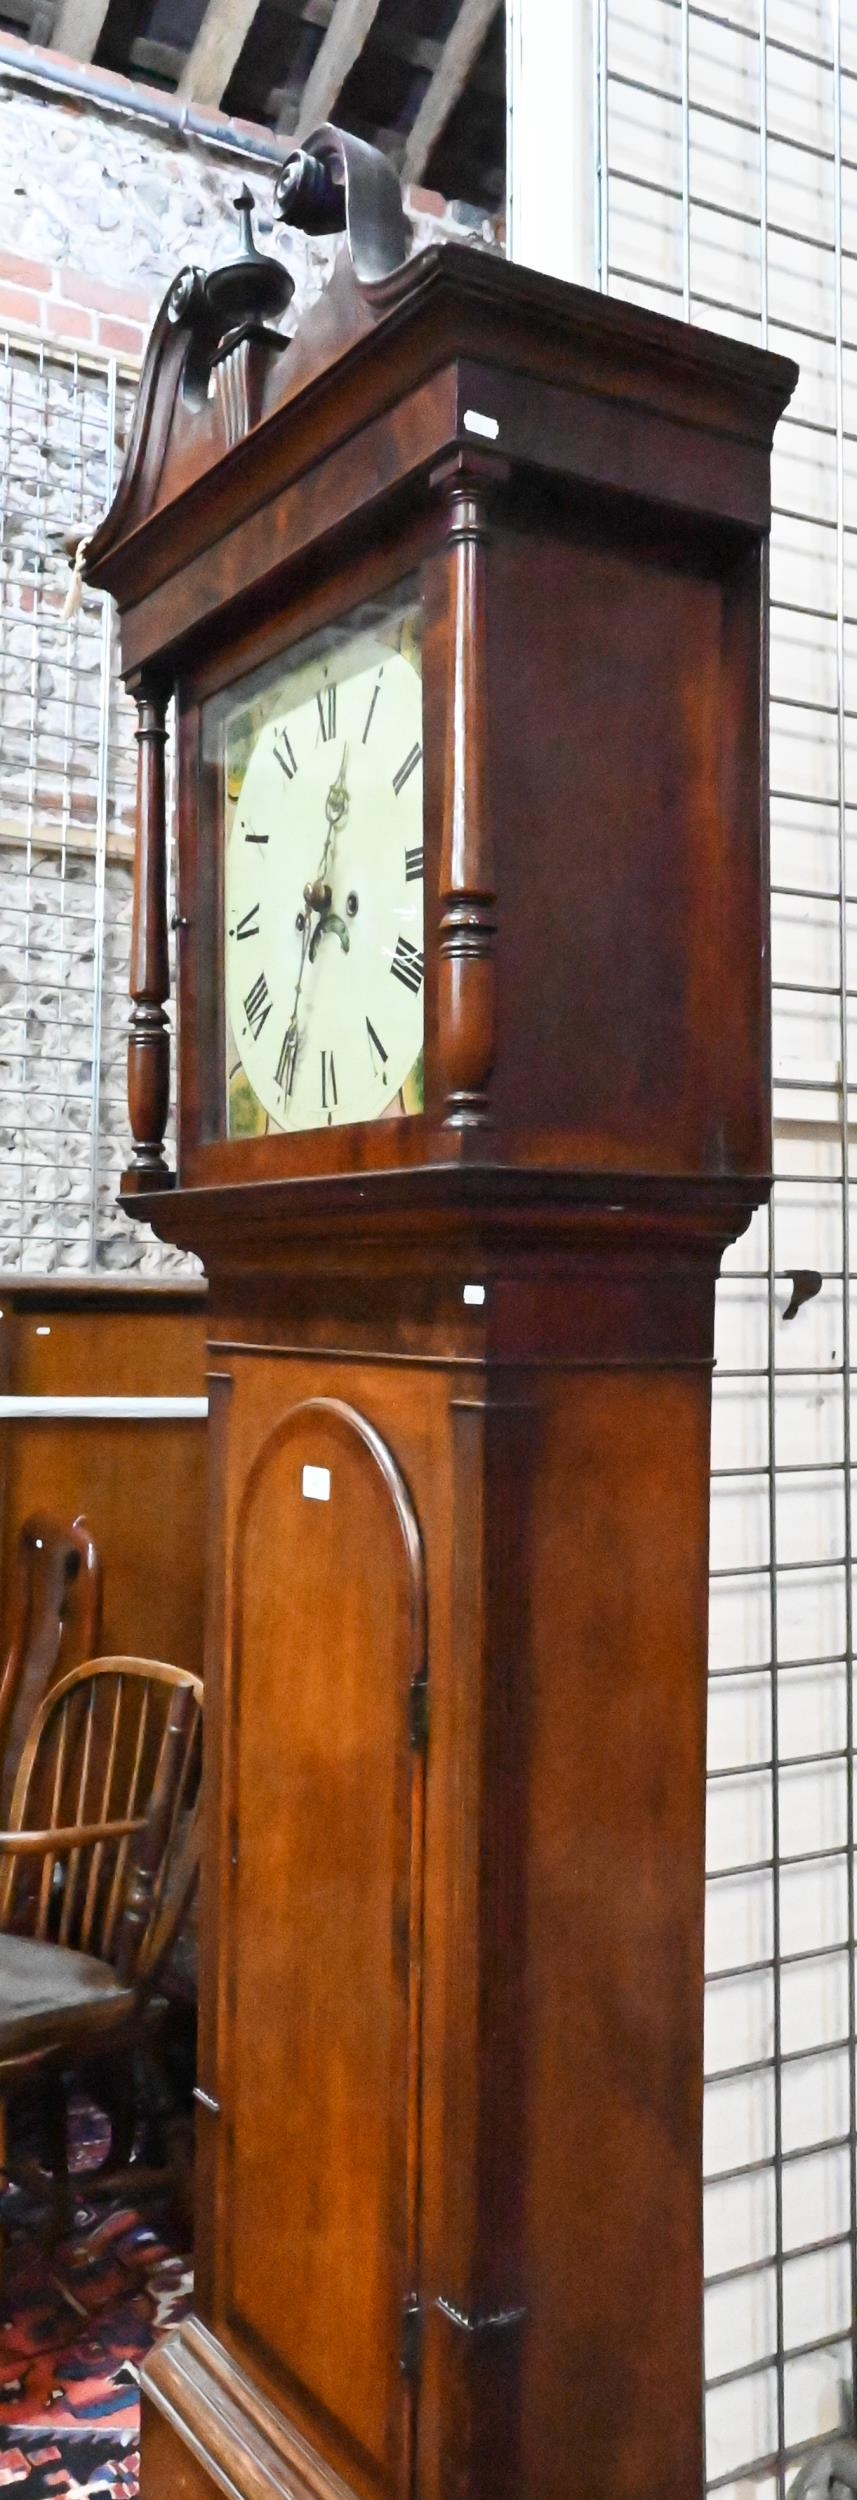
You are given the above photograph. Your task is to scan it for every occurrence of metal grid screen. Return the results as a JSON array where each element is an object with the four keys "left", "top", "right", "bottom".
[
  {"left": 596, "top": 0, "right": 857, "bottom": 2489},
  {"left": 0, "top": 333, "right": 187, "bottom": 1278}
]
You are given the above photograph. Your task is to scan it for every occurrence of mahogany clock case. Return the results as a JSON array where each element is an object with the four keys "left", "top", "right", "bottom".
[
  {"left": 87, "top": 232, "right": 798, "bottom": 1221},
  {"left": 84, "top": 171, "right": 797, "bottom": 2500}
]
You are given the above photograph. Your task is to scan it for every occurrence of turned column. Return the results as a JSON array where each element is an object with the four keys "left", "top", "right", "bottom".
[
  {"left": 434, "top": 457, "right": 501, "bottom": 1129},
  {"left": 123, "top": 671, "right": 173, "bottom": 1192}
]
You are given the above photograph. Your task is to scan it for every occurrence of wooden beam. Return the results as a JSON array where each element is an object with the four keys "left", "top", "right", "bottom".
[
  {"left": 0, "top": 815, "right": 134, "bottom": 863},
  {"left": 401, "top": 0, "right": 501, "bottom": 184},
  {"left": 278, "top": 0, "right": 384, "bottom": 137},
  {"left": 51, "top": 0, "right": 110, "bottom": 62},
  {"left": 176, "top": 0, "right": 261, "bottom": 107},
  {"left": 129, "top": 35, "right": 186, "bottom": 83},
  {"left": 269, "top": 19, "right": 438, "bottom": 123}
]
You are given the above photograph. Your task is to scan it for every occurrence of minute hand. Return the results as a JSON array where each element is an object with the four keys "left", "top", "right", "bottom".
[{"left": 277, "top": 746, "right": 350, "bottom": 1098}]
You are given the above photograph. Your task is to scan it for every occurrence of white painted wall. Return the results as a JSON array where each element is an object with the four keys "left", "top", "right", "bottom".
[
  {"left": 505, "top": 0, "right": 596, "bottom": 280},
  {"left": 507, "top": 1, "right": 857, "bottom": 2489}
]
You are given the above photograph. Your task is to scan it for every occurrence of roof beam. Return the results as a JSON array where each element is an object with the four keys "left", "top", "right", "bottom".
[
  {"left": 129, "top": 35, "right": 186, "bottom": 82},
  {"left": 51, "top": 0, "right": 111, "bottom": 61},
  {"left": 401, "top": 0, "right": 501, "bottom": 184},
  {"left": 176, "top": 0, "right": 261, "bottom": 107},
  {"left": 278, "top": 0, "right": 384, "bottom": 137}
]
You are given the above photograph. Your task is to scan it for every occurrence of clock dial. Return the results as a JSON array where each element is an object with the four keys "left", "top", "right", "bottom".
[{"left": 221, "top": 597, "right": 424, "bottom": 1138}]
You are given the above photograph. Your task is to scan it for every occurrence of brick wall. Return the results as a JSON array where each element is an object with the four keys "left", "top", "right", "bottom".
[
  {"left": 0, "top": 255, "right": 151, "bottom": 363},
  {"left": 0, "top": 77, "right": 495, "bottom": 367}
]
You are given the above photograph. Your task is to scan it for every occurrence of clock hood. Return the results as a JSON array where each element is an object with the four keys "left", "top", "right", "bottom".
[{"left": 83, "top": 124, "right": 797, "bottom": 647}]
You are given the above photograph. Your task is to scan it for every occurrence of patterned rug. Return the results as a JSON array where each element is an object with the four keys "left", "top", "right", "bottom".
[{"left": 0, "top": 2100, "right": 192, "bottom": 2499}]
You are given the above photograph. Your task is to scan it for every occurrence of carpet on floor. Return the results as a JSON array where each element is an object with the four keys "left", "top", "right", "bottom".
[{"left": 0, "top": 2098, "right": 191, "bottom": 2498}]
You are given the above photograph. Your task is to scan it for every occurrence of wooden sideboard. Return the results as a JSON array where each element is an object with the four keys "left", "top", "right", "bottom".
[{"left": 0, "top": 1280, "right": 208, "bottom": 1695}]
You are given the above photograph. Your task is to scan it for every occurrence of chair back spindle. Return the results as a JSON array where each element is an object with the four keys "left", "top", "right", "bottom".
[
  {"left": 115, "top": 1681, "right": 198, "bottom": 1986},
  {"left": 0, "top": 1658, "right": 202, "bottom": 1986}
]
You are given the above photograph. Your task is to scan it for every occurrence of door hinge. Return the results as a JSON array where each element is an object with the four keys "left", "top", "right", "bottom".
[
  {"left": 409, "top": 1676, "right": 428, "bottom": 1753},
  {"left": 400, "top": 2293, "right": 423, "bottom": 2382}
]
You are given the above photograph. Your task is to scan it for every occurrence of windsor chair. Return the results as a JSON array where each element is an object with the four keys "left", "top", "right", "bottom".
[
  {"left": 0, "top": 1516, "right": 103, "bottom": 1810},
  {"left": 0, "top": 1656, "right": 202, "bottom": 2240}
]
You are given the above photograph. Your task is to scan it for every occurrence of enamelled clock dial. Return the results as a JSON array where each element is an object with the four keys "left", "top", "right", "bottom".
[{"left": 221, "top": 591, "right": 424, "bottom": 1139}]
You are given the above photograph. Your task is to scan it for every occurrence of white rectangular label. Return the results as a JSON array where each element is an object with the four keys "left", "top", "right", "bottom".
[
  {"left": 463, "top": 408, "right": 499, "bottom": 441},
  {"left": 302, "top": 1463, "right": 331, "bottom": 1502}
]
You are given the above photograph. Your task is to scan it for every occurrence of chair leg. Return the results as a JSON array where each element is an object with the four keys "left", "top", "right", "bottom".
[
  {"left": 0, "top": 2091, "right": 7, "bottom": 2282},
  {"left": 102, "top": 2049, "right": 136, "bottom": 2170},
  {"left": 44, "top": 2075, "right": 72, "bottom": 2246},
  {"left": 164, "top": 2106, "right": 194, "bottom": 2236}
]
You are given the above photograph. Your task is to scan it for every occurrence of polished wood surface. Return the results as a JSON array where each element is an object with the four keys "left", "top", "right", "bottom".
[
  {"left": 222, "top": 1396, "right": 424, "bottom": 2498},
  {"left": 0, "top": 1287, "right": 208, "bottom": 1680},
  {"left": 84, "top": 188, "right": 795, "bottom": 2500},
  {"left": 181, "top": 1263, "right": 718, "bottom": 2500}
]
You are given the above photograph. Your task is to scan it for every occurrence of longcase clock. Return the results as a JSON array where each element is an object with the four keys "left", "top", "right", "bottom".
[{"left": 85, "top": 129, "right": 797, "bottom": 2500}]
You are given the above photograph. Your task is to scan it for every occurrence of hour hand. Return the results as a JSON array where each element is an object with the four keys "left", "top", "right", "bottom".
[
  {"left": 276, "top": 1017, "right": 299, "bottom": 1097},
  {"left": 325, "top": 745, "right": 349, "bottom": 834}
]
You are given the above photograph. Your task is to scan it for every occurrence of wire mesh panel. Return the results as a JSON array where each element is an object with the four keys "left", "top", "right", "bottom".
[
  {"left": 0, "top": 333, "right": 188, "bottom": 1276},
  {"left": 595, "top": 0, "right": 857, "bottom": 2489}
]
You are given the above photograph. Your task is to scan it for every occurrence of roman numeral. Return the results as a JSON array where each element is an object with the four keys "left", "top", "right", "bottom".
[
  {"left": 273, "top": 728, "right": 297, "bottom": 780},
  {"left": 366, "top": 1016, "right": 389, "bottom": 1083},
  {"left": 404, "top": 846, "right": 423, "bottom": 882},
  {"left": 244, "top": 971, "right": 272, "bottom": 1041},
  {"left": 316, "top": 683, "right": 336, "bottom": 743},
  {"left": 362, "top": 671, "right": 383, "bottom": 744},
  {"left": 321, "top": 1049, "right": 338, "bottom": 1114},
  {"left": 243, "top": 822, "right": 268, "bottom": 845},
  {"left": 393, "top": 742, "right": 422, "bottom": 797},
  {"left": 232, "top": 903, "right": 260, "bottom": 941},
  {"left": 390, "top": 937, "right": 424, "bottom": 995},
  {"left": 276, "top": 1022, "right": 298, "bottom": 1094}
]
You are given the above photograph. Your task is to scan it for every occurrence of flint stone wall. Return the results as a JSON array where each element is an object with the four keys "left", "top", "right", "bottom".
[{"left": 0, "top": 81, "right": 489, "bottom": 1276}]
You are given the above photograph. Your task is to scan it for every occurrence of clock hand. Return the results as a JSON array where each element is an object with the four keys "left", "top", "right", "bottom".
[
  {"left": 277, "top": 747, "right": 351, "bottom": 1100},
  {"left": 309, "top": 909, "right": 349, "bottom": 964},
  {"left": 277, "top": 923, "right": 311, "bottom": 1099},
  {"left": 320, "top": 744, "right": 349, "bottom": 866},
  {"left": 292, "top": 744, "right": 352, "bottom": 970},
  {"left": 309, "top": 745, "right": 349, "bottom": 910}
]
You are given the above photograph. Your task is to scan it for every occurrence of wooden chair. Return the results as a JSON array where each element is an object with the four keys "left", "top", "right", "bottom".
[
  {"left": 0, "top": 1656, "right": 202, "bottom": 2236},
  {"left": 0, "top": 1515, "right": 103, "bottom": 1812}
]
